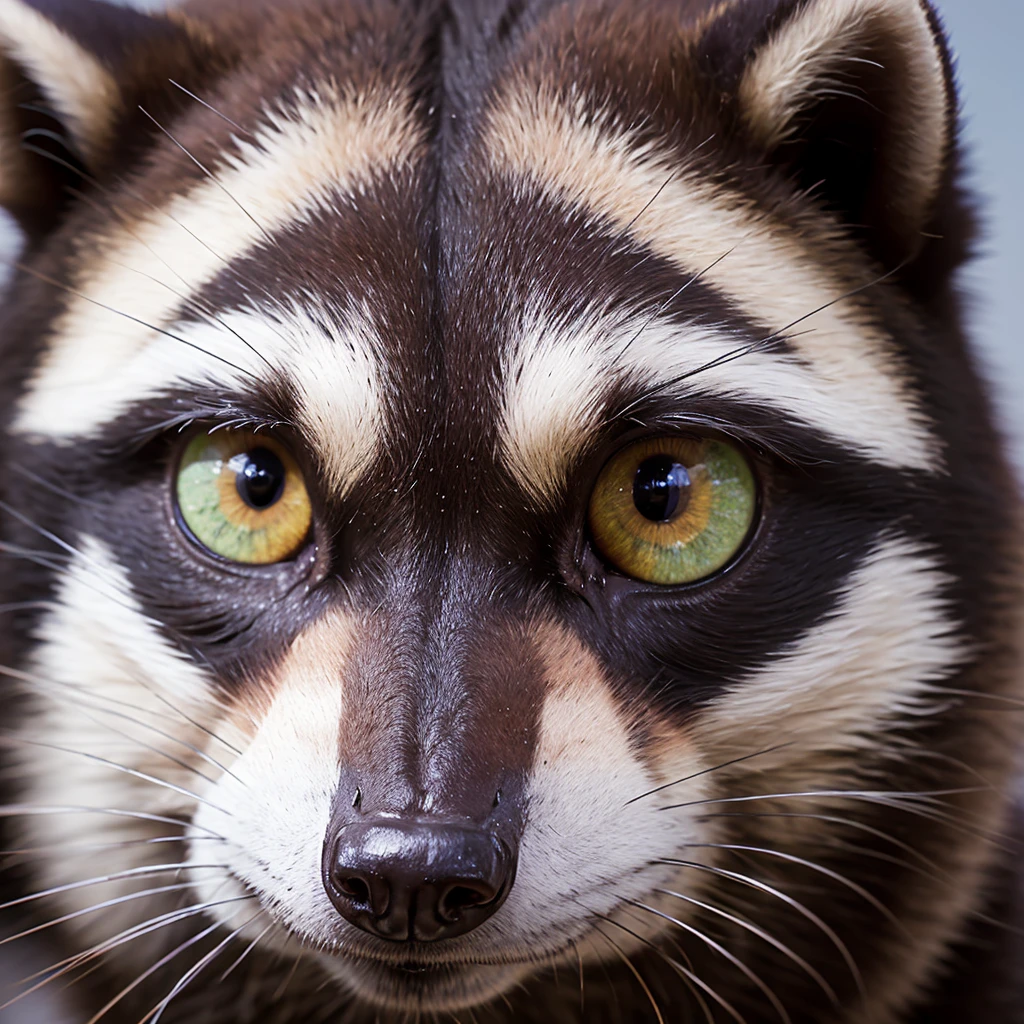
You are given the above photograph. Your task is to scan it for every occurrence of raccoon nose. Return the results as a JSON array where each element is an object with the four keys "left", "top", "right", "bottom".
[{"left": 324, "top": 819, "right": 514, "bottom": 942}]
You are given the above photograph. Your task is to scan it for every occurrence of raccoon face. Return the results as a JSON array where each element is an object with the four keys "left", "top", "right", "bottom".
[{"left": 0, "top": 0, "right": 1020, "bottom": 1021}]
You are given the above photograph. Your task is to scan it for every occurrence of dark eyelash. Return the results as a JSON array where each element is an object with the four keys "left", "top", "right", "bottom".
[{"left": 94, "top": 394, "right": 296, "bottom": 460}]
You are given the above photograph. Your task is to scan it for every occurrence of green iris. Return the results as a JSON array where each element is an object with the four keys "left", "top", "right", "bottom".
[
  {"left": 588, "top": 437, "right": 756, "bottom": 585},
  {"left": 176, "top": 431, "right": 312, "bottom": 564}
]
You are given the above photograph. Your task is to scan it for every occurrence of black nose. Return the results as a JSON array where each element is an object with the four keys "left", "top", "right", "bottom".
[{"left": 324, "top": 819, "right": 515, "bottom": 942}]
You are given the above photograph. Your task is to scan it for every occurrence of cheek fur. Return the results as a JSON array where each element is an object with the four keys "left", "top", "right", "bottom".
[
  {"left": 13, "top": 537, "right": 230, "bottom": 965},
  {"left": 188, "top": 611, "right": 355, "bottom": 949}
]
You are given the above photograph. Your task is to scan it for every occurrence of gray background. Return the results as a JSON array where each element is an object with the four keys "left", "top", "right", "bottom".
[
  {"left": 935, "top": 0, "right": 1024, "bottom": 471},
  {"left": 0, "top": 1, "right": 1021, "bottom": 1021}
]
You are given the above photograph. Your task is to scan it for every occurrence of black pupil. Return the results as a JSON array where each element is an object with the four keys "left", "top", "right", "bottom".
[
  {"left": 632, "top": 455, "right": 691, "bottom": 523},
  {"left": 236, "top": 448, "right": 286, "bottom": 510}
]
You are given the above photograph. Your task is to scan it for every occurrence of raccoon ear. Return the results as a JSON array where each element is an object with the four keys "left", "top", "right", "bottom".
[
  {"left": 0, "top": 0, "right": 198, "bottom": 233},
  {"left": 705, "top": 0, "right": 953, "bottom": 266}
]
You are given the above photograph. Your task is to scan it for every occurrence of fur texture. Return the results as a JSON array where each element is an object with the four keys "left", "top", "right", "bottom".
[{"left": 0, "top": 0, "right": 1021, "bottom": 1022}]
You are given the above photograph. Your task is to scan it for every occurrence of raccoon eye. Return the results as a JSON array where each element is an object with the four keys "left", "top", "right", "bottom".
[
  {"left": 175, "top": 430, "right": 312, "bottom": 564},
  {"left": 588, "top": 437, "right": 756, "bottom": 585}
]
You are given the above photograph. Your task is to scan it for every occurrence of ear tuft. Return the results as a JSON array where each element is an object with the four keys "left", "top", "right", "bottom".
[
  {"left": 0, "top": 0, "right": 197, "bottom": 233},
  {"left": 0, "top": 0, "right": 124, "bottom": 171},
  {"left": 718, "top": 0, "right": 954, "bottom": 266}
]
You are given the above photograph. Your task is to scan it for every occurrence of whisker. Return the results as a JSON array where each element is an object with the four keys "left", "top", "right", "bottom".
[
  {"left": 0, "top": 543, "right": 160, "bottom": 623},
  {"left": 698, "top": 810, "right": 956, "bottom": 882},
  {"left": 612, "top": 258, "right": 912, "bottom": 423},
  {"left": 687, "top": 843, "right": 906, "bottom": 934},
  {"left": 0, "top": 600, "right": 53, "bottom": 615},
  {"left": 617, "top": 248, "right": 735, "bottom": 359},
  {"left": 167, "top": 80, "right": 256, "bottom": 139},
  {"left": 0, "top": 804, "right": 224, "bottom": 840},
  {"left": 591, "top": 926, "right": 666, "bottom": 1024},
  {"left": 627, "top": 898, "right": 791, "bottom": 1024},
  {"left": 5, "top": 662, "right": 244, "bottom": 786},
  {"left": 9, "top": 461, "right": 103, "bottom": 508},
  {"left": 13, "top": 262, "right": 259, "bottom": 382},
  {"left": 271, "top": 954, "right": 302, "bottom": 1001},
  {"left": 99, "top": 251, "right": 278, "bottom": 375},
  {"left": 929, "top": 687, "right": 1024, "bottom": 709},
  {"left": 571, "top": 940, "right": 585, "bottom": 1018},
  {"left": 145, "top": 911, "right": 262, "bottom": 1024},
  {"left": 591, "top": 909, "right": 745, "bottom": 1024},
  {"left": 626, "top": 744, "right": 791, "bottom": 806},
  {"left": 0, "top": 861, "right": 227, "bottom": 913},
  {"left": 85, "top": 917, "right": 226, "bottom": 1024},
  {"left": 137, "top": 106, "right": 274, "bottom": 248},
  {"left": 2, "top": 835, "right": 219, "bottom": 859},
  {"left": 655, "top": 887, "right": 837, "bottom": 1005},
  {"left": 0, "top": 734, "right": 233, "bottom": 816},
  {"left": 217, "top": 920, "right": 273, "bottom": 983},
  {"left": 17, "top": 139, "right": 294, "bottom": 355},
  {"left": 0, "top": 896, "right": 252, "bottom": 1012},
  {"left": 662, "top": 786, "right": 989, "bottom": 812},
  {"left": 0, "top": 882, "right": 201, "bottom": 946},
  {"left": 661, "top": 859, "right": 864, "bottom": 998}
]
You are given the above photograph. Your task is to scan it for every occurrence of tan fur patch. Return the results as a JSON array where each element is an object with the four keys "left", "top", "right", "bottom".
[{"left": 513, "top": 623, "right": 712, "bottom": 964}]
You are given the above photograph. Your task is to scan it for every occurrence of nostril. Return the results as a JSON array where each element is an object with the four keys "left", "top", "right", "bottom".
[
  {"left": 337, "top": 873, "right": 371, "bottom": 906},
  {"left": 439, "top": 882, "right": 495, "bottom": 922}
]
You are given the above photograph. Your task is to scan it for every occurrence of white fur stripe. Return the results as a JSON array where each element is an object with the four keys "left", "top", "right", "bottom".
[
  {"left": 17, "top": 537, "right": 224, "bottom": 947},
  {"left": 56, "top": 303, "right": 385, "bottom": 495},
  {"left": 487, "top": 87, "right": 939, "bottom": 490},
  {"left": 13, "top": 81, "right": 421, "bottom": 442},
  {"left": 500, "top": 303, "right": 924, "bottom": 502},
  {"left": 695, "top": 534, "right": 964, "bottom": 768}
]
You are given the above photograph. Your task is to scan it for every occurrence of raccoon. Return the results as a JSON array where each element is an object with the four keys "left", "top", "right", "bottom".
[{"left": 0, "top": 0, "right": 1021, "bottom": 1021}]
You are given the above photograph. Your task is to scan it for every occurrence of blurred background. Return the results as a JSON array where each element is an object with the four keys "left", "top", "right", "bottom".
[
  {"left": 0, "top": 0, "right": 1021, "bottom": 1021},
  {"left": 938, "top": 0, "right": 1024, "bottom": 471}
]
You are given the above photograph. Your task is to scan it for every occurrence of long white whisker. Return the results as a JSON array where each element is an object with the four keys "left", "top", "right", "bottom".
[
  {"left": 0, "top": 734, "right": 232, "bottom": 816},
  {"left": 147, "top": 911, "right": 263, "bottom": 1024},
  {"left": 2, "top": 835, "right": 219, "bottom": 858},
  {"left": 4, "top": 662, "right": 244, "bottom": 785},
  {"left": 0, "top": 896, "right": 252, "bottom": 1012},
  {"left": 217, "top": 920, "right": 274, "bottom": 983},
  {"left": 85, "top": 917, "right": 227, "bottom": 1024},
  {"left": 661, "top": 859, "right": 865, "bottom": 998},
  {"left": 0, "top": 862, "right": 227, "bottom": 912},
  {"left": 655, "top": 887, "right": 838, "bottom": 1005},
  {"left": 628, "top": 899, "right": 791, "bottom": 1024},
  {"left": 688, "top": 843, "right": 906, "bottom": 934},
  {"left": 698, "top": 810, "right": 956, "bottom": 881},
  {"left": 590, "top": 925, "right": 666, "bottom": 1024},
  {"left": 592, "top": 909, "right": 747, "bottom": 1024},
  {"left": 0, "top": 882, "right": 201, "bottom": 946},
  {"left": 0, "top": 804, "right": 224, "bottom": 839}
]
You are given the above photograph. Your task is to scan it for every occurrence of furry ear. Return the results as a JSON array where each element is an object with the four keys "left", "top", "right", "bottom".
[
  {"left": 0, "top": 0, "right": 199, "bottom": 233},
  {"left": 702, "top": 0, "right": 954, "bottom": 266}
]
